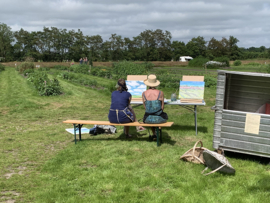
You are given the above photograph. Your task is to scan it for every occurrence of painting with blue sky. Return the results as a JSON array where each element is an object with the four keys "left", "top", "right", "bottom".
[
  {"left": 179, "top": 81, "right": 205, "bottom": 99},
  {"left": 126, "top": 81, "right": 147, "bottom": 98},
  {"left": 65, "top": 128, "right": 89, "bottom": 134}
]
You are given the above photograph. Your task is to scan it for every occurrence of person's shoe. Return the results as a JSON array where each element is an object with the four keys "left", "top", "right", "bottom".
[
  {"left": 152, "top": 135, "right": 157, "bottom": 141},
  {"left": 125, "top": 134, "right": 133, "bottom": 138},
  {"left": 136, "top": 126, "right": 146, "bottom": 132}
]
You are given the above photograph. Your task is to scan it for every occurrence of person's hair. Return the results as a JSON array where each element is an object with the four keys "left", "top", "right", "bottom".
[{"left": 117, "top": 79, "right": 128, "bottom": 92}]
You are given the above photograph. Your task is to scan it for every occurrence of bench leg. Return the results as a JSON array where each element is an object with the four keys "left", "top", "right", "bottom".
[
  {"left": 160, "top": 128, "right": 162, "bottom": 143},
  {"left": 78, "top": 124, "right": 83, "bottom": 141},
  {"left": 73, "top": 124, "right": 77, "bottom": 144},
  {"left": 73, "top": 124, "right": 83, "bottom": 144},
  {"left": 156, "top": 127, "right": 160, "bottom": 147}
]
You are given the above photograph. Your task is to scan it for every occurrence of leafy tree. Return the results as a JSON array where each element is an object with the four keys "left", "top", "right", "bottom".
[
  {"left": 109, "top": 34, "right": 124, "bottom": 61},
  {"left": 0, "top": 23, "right": 14, "bottom": 61},
  {"left": 186, "top": 36, "right": 207, "bottom": 58},
  {"left": 86, "top": 35, "right": 103, "bottom": 61},
  {"left": 228, "top": 36, "right": 241, "bottom": 60},
  {"left": 123, "top": 37, "right": 136, "bottom": 61},
  {"left": 171, "top": 41, "right": 187, "bottom": 61},
  {"left": 259, "top": 46, "right": 266, "bottom": 52},
  {"left": 101, "top": 41, "right": 111, "bottom": 61}
]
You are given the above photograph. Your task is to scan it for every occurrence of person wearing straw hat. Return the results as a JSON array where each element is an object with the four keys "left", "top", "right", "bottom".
[
  {"left": 108, "top": 78, "right": 146, "bottom": 138},
  {"left": 142, "top": 74, "right": 168, "bottom": 140}
]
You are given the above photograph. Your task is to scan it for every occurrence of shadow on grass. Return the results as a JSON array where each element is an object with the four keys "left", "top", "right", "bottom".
[
  {"left": 72, "top": 131, "right": 176, "bottom": 146},
  {"left": 248, "top": 175, "right": 270, "bottom": 193},
  {"left": 224, "top": 151, "right": 270, "bottom": 165},
  {"left": 169, "top": 124, "right": 208, "bottom": 134}
]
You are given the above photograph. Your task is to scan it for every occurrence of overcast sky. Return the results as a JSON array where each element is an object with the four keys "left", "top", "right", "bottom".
[{"left": 1, "top": 0, "right": 269, "bottom": 48}]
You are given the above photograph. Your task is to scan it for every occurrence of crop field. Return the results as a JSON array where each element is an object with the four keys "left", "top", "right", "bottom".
[
  {"left": 230, "top": 59, "right": 270, "bottom": 65},
  {"left": 3, "top": 59, "right": 270, "bottom": 70},
  {"left": 2, "top": 61, "right": 189, "bottom": 68},
  {"left": 1, "top": 63, "right": 270, "bottom": 202}
]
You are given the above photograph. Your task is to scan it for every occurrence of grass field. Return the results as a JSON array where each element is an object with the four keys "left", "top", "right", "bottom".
[{"left": 1, "top": 66, "right": 270, "bottom": 202}]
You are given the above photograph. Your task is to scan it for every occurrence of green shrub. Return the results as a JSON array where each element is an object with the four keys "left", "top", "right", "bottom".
[
  {"left": 233, "top": 60, "right": 242, "bottom": 66},
  {"left": 157, "top": 74, "right": 180, "bottom": 89},
  {"left": 205, "top": 75, "right": 217, "bottom": 87},
  {"left": 91, "top": 67, "right": 101, "bottom": 76},
  {"left": 72, "top": 64, "right": 90, "bottom": 74},
  {"left": 112, "top": 61, "right": 154, "bottom": 78},
  {"left": 155, "top": 69, "right": 169, "bottom": 75},
  {"left": 37, "top": 67, "right": 50, "bottom": 71},
  {"left": 245, "top": 62, "right": 261, "bottom": 66},
  {"left": 105, "top": 82, "right": 117, "bottom": 92},
  {"left": 27, "top": 72, "right": 62, "bottom": 96},
  {"left": 23, "top": 69, "right": 35, "bottom": 76},
  {"left": 58, "top": 72, "right": 97, "bottom": 87},
  {"left": 266, "top": 65, "right": 270, "bottom": 73},
  {"left": 213, "top": 57, "right": 230, "bottom": 67},
  {"left": 0, "top": 63, "right": 5, "bottom": 72},
  {"left": 19, "top": 62, "right": 35, "bottom": 73},
  {"left": 53, "top": 65, "right": 69, "bottom": 70},
  {"left": 188, "top": 57, "right": 209, "bottom": 67}
]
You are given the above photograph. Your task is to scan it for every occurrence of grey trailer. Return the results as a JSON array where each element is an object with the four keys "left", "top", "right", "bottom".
[{"left": 212, "top": 70, "right": 270, "bottom": 158}]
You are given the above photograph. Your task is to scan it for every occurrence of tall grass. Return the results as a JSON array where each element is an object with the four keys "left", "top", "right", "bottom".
[
  {"left": 112, "top": 61, "right": 154, "bottom": 78},
  {"left": 1, "top": 66, "right": 270, "bottom": 202}
]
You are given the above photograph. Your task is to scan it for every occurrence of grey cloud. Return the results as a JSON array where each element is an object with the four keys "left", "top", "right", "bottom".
[{"left": 0, "top": 0, "right": 269, "bottom": 47}]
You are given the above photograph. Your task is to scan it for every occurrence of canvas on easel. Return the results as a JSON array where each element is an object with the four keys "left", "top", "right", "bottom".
[
  {"left": 179, "top": 76, "right": 205, "bottom": 103},
  {"left": 126, "top": 75, "right": 147, "bottom": 102}
]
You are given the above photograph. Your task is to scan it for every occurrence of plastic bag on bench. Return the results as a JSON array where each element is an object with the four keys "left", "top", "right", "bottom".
[
  {"left": 96, "top": 125, "right": 117, "bottom": 133},
  {"left": 89, "top": 125, "right": 117, "bottom": 135}
]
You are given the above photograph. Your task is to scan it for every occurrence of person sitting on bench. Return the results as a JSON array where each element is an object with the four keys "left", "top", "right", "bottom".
[
  {"left": 142, "top": 74, "right": 168, "bottom": 140},
  {"left": 108, "top": 78, "right": 146, "bottom": 138}
]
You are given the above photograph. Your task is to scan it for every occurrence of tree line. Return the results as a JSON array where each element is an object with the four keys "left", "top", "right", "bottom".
[{"left": 0, "top": 22, "right": 270, "bottom": 62}]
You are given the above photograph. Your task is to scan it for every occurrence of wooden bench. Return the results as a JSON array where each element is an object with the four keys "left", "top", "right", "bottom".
[{"left": 63, "top": 120, "right": 174, "bottom": 146}]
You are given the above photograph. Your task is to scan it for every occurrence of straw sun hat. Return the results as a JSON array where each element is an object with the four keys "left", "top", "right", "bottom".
[{"left": 144, "top": 74, "right": 160, "bottom": 87}]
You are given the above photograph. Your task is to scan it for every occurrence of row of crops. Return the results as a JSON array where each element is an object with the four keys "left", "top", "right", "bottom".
[{"left": 14, "top": 61, "right": 218, "bottom": 96}]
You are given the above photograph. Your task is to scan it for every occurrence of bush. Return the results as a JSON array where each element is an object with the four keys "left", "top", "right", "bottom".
[
  {"left": 233, "top": 60, "right": 242, "bottom": 66},
  {"left": 37, "top": 67, "right": 50, "bottom": 71},
  {"left": 53, "top": 65, "right": 69, "bottom": 70},
  {"left": 72, "top": 64, "right": 90, "bottom": 74},
  {"left": 205, "top": 75, "right": 217, "bottom": 87},
  {"left": 0, "top": 63, "right": 5, "bottom": 72},
  {"left": 245, "top": 62, "right": 261, "bottom": 66},
  {"left": 27, "top": 72, "right": 62, "bottom": 96},
  {"left": 19, "top": 62, "right": 35, "bottom": 73},
  {"left": 213, "top": 57, "right": 230, "bottom": 67},
  {"left": 157, "top": 74, "right": 180, "bottom": 89},
  {"left": 155, "top": 69, "right": 169, "bottom": 75},
  {"left": 23, "top": 69, "right": 35, "bottom": 76},
  {"left": 188, "top": 57, "right": 209, "bottom": 67},
  {"left": 97, "top": 68, "right": 112, "bottom": 78},
  {"left": 266, "top": 65, "right": 270, "bottom": 73},
  {"left": 58, "top": 72, "right": 97, "bottom": 87},
  {"left": 91, "top": 67, "right": 101, "bottom": 76},
  {"left": 105, "top": 82, "right": 117, "bottom": 92},
  {"left": 112, "top": 61, "right": 154, "bottom": 78}
]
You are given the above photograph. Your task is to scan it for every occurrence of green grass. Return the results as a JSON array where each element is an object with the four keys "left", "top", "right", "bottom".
[{"left": 1, "top": 67, "right": 270, "bottom": 202}]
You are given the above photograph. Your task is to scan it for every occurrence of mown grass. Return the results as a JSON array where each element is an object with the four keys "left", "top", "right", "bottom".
[{"left": 1, "top": 67, "right": 270, "bottom": 202}]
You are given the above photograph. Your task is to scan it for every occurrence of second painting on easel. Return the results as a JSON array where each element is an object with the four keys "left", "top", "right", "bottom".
[{"left": 179, "top": 81, "right": 205, "bottom": 101}]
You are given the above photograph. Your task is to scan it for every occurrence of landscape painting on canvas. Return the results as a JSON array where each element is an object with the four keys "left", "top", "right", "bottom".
[
  {"left": 126, "top": 81, "right": 147, "bottom": 99},
  {"left": 179, "top": 81, "right": 205, "bottom": 99}
]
